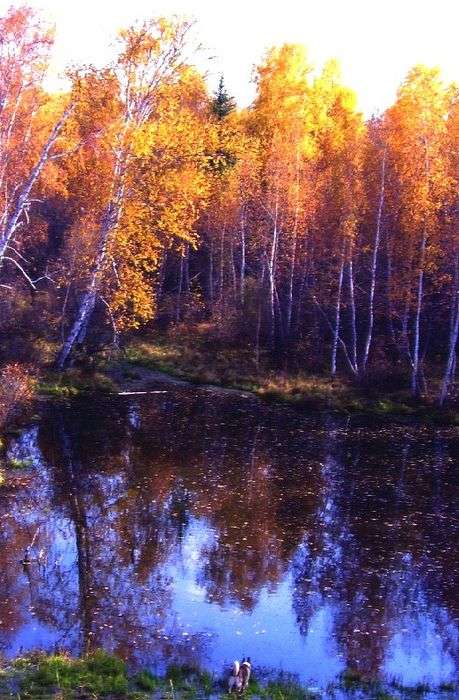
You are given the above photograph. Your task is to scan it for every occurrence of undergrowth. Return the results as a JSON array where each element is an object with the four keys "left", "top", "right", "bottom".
[{"left": 112, "top": 331, "right": 458, "bottom": 425}]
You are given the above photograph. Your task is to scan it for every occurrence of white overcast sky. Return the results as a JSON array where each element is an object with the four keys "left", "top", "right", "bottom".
[{"left": 2, "top": 0, "right": 459, "bottom": 115}]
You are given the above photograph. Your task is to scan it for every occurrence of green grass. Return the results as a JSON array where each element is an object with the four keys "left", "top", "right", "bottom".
[
  {"left": 38, "top": 369, "right": 119, "bottom": 398},
  {"left": 256, "top": 678, "right": 317, "bottom": 699},
  {"left": 0, "top": 653, "right": 456, "bottom": 699},
  {"left": 134, "top": 669, "right": 159, "bottom": 692},
  {"left": 18, "top": 649, "right": 128, "bottom": 697}
]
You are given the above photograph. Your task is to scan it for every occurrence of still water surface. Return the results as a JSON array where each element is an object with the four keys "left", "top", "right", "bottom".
[{"left": 1, "top": 382, "right": 457, "bottom": 687}]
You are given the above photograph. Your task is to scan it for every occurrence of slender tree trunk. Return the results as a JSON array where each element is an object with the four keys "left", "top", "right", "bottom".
[
  {"left": 208, "top": 237, "right": 214, "bottom": 306},
  {"left": 230, "top": 239, "right": 237, "bottom": 301},
  {"left": 362, "top": 148, "right": 386, "bottom": 373},
  {"left": 401, "top": 292, "right": 412, "bottom": 365},
  {"left": 274, "top": 285, "right": 284, "bottom": 343},
  {"left": 411, "top": 227, "right": 427, "bottom": 396},
  {"left": 267, "top": 193, "right": 279, "bottom": 347},
  {"left": 286, "top": 227, "right": 298, "bottom": 339},
  {"left": 0, "top": 85, "right": 25, "bottom": 193},
  {"left": 286, "top": 151, "right": 300, "bottom": 337},
  {"left": 255, "top": 265, "right": 266, "bottom": 368},
  {"left": 57, "top": 287, "right": 99, "bottom": 369},
  {"left": 56, "top": 157, "right": 125, "bottom": 369},
  {"left": 331, "top": 239, "right": 346, "bottom": 375},
  {"left": 412, "top": 140, "right": 431, "bottom": 397},
  {"left": 156, "top": 251, "right": 167, "bottom": 304},
  {"left": 176, "top": 251, "right": 184, "bottom": 322},
  {"left": 0, "top": 106, "right": 71, "bottom": 265},
  {"left": 385, "top": 242, "right": 398, "bottom": 350},
  {"left": 439, "top": 253, "right": 459, "bottom": 405},
  {"left": 294, "top": 240, "right": 311, "bottom": 338},
  {"left": 219, "top": 224, "right": 226, "bottom": 304},
  {"left": 218, "top": 224, "right": 227, "bottom": 328},
  {"left": 294, "top": 264, "right": 308, "bottom": 338},
  {"left": 184, "top": 244, "right": 190, "bottom": 293},
  {"left": 348, "top": 255, "right": 358, "bottom": 372},
  {"left": 240, "top": 209, "right": 246, "bottom": 307}
]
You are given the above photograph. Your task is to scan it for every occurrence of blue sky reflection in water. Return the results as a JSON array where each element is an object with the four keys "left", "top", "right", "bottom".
[{"left": 0, "top": 385, "right": 457, "bottom": 688}]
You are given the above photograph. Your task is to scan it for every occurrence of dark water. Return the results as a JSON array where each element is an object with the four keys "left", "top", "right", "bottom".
[{"left": 1, "top": 382, "right": 458, "bottom": 688}]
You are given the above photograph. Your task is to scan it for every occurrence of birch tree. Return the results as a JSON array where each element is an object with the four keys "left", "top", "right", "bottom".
[
  {"left": 385, "top": 67, "right": 454, "bottom": 395},
  {"left": 0, "top": 6, "right": 71, "bottom": 289},
  {"left": 56, "top": 18, "right": 195, "bottom": 368}
]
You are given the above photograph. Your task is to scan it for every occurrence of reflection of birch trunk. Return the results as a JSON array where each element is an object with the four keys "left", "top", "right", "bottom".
[
  {"left": 58, "top": 417, "right": 95, "bottom": 653},
  {"left": 248, "top": 426, "right": 261, "bottom": 506}
]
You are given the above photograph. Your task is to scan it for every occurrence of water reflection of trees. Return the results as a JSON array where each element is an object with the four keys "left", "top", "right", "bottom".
[
  {"left": 292, "top": 422, "right": 458, "bottom": 677},
  {"left": 0, "top": 389, "right": 457, "bottom": 681}
]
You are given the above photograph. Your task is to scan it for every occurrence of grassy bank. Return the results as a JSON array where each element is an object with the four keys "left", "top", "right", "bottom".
[
  {"left": 11, "top": 325, "right": 453, "bottom": 424},
  {"left": 105, "top": 329, "right": 458, "bottom": 424},
  {"left": 0, "top": 650, "right": 456, "bottom": 700}
]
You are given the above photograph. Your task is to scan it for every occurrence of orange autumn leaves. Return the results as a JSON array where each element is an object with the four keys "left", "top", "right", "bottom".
[{"left": 0, "top": 5, "right": 458, "bottom": 398}]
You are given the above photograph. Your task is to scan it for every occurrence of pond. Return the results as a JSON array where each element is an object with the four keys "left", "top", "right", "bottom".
[{"left": 0, "top": 381, "right": 457, "bottom": 689}]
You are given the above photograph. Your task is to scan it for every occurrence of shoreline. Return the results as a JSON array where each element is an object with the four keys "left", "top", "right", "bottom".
[
  {"left": 35, "top": 341, "right": 458, "bottom": 426},
  {"left": 0, "top": 650, "right": 456, "bottom": 700}
]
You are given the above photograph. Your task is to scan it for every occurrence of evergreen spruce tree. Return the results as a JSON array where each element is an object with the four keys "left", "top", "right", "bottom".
[{"left": 212, "top": 75, "right": 236, "bottom": 119}]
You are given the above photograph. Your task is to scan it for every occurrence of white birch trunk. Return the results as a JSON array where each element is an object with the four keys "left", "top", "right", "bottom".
[
  {"left": 411, "top": 227, "right": 427, "bottom": 395},
  {"left": 331, "top": 240, "right": 346, "bottom": 375},
  {"left": 267, "top": 193, "right": 279, "bottom": 346},
  {"left": 348, "top": 255, "right": 358, "bottom": 372},
  {"left": 240, "top": 209, "right": 246, "bottom": 307},
  {"left": 438, "top": 254, "right": 459, "bottom": 405},
  {"left": 56, "top": 158, "right": 125, "bottom": 369},
  {"left": 286, "top": 151, "right": 300, "bottom": 337},
  {"left": 0, "top": 106, "right": 71, "bottom": 264},
  {"left": 362, "top": 148, "right": 386, "bottom": 373}
]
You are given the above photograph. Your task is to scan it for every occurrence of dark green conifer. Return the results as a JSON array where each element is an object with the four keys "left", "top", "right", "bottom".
[{"left": 212, "top": 75, "right": 236, "bottom": 119}]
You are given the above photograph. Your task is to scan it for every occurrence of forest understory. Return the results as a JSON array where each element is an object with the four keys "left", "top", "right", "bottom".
[{"left": 24, "top": 321, "right": 459, "bottom": 426}]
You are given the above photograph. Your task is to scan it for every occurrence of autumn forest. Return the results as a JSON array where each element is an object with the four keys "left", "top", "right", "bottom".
[
  {"left": 1, "top": 4, "right": 458, "bottom": 410},
  {"left": 1, "top": 4, "right": 459, "bottom": 696}
]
